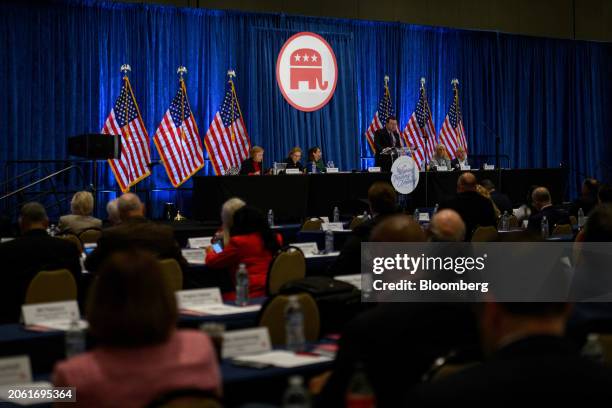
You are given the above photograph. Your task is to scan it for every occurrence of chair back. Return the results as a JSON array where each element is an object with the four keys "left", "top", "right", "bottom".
[
  {"left": 78, "top": 228, "right": 102, "bottom": 244},
  {"left": 349, "top": 215, "right": 367, "bottom": 230},
  {"left": 471, "top": 226, "right": 498, "bottom": 242},
  {"left": 267, "top": 247, "right": 306, "bottom": 295},
  {"left": 258, "top": 293, "right": 320, "bottom": 345},
  {"left": 301, "top": 218, "right": 323, "bottom": 231},
  {"left": 158, "top": 258, "right": 183, "bottom": 292},
  {"left": 146, "top": 388, "right": 222, "bottom": 408},
  {"left": 57, "top": 233, "right": 83, "bottom": 253},
  {"left": 552, "top": 224, "right": 572, "bottom": 236},
  {"left": 25, "top": 269, "right": 77, "bottom": 304}
]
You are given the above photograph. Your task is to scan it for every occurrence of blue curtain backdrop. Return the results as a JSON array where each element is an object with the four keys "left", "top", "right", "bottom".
[{"left": 1, "top": 0, "right": 611, "bottom": 218}]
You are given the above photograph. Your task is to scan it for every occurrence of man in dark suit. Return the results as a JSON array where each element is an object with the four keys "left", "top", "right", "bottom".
[
  {"left": 373, "top": 115, "right": 402, "bottom": 172},
  {"left": 570, "top": 177, "right": 599, "bottom": 216},
  {"left": 450, "top": 146, "right": 469, "bottom": 170},
  {"left": 317, "top": 215, "right": 479, "bottom": 408},
  {"left": 0, "top": 202, "right": 82, "bottom": 323},
  {"left": 409, "top": 302, "right": 612, "bottom": 406},
  {"left": 481, "top": 178, "right": 513, "bottom": 215},
  {"left": 85, "top": 193, "right": 186, "bottom": 274},
  {"left": 527, "top": 187, "right": 569, "bottom": 234},
  {"left": 439, "top": 172, "right": 497, "bottom": 241}
]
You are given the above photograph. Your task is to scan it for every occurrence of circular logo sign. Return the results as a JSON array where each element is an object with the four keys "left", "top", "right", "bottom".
[
  {"left": 391, "top": 155, "right": 420, "bottom": 194},
  {"left": 276, "top": 32, "right": 338, "bottom": 112}
]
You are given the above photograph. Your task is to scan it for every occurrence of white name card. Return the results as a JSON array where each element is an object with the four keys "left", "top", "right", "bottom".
[
  {"left": 292, "top": 242, "right": 319, "bottom": 255},
  {"left": 484, "top": 164, "right": 495, "bottom": 170},
  {"left": 0, "top": 238, "right": 14, "bottom": 244},
  {"left": 320, "top": 217, "right": 330, "bottom": 223},
  {"left": 326, "top": 168, "right": 339, "bottom": 173},
  {"left": 176, "top": 288, "right": 222, "bottom": 311},
  {"left": 0, "top": 356, "right": 32, "bottom": 385},
  {"left": 418, "top": 212, "right": 430, "bottom": 222},
  {"left": 187, "top": 237, "right": 212, "bottom": 249},
  {"left": 321, "top": 222, "right": 345, "bottom": 232},
  {"left": 182, "top": 249, "right": 205, "bottom": 265},
  {"left": 334, "top": 274, "right": 362, "bottom": 290},
  {"left": 367, "top": 167, "right": 381, "bottom": 173},
  {"left": 222, "top": 327, "right": 272, "bottom": 359},
  {"left": 285, "top": 168, "right": 300, "bottom": 174},
  {"left": 21, "top": 301, "right": 86, "bottom": 331},
  {"left": 460, "top": 164, "right": 471, "bottom": 171},
  {"left": 436, "top": 165, "right": 448, "bottom": 172}
]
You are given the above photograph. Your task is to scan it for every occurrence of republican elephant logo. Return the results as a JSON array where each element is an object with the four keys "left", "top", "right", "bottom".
[
  {"left": 289, "top": 48, "right": 329, "bottom": 91},
  {"left": 276, "top": 32, "right": 338, "bottom": 112}
]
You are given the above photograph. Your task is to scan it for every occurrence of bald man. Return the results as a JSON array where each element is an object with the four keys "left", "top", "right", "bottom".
[
  {"left": 370, "top": 213, "right": 426, "bottom": 242},
  {"left": 439, "top": 172, "right": 497, "bottom": 241},
  {"left": 429, "top": 209, "right": 466, "bottom": 242},
  {"left": 85, "top": 193, "right": 186, "bottom": 274},
  {"left": 527, "top": 186, "right": 569, "bottom": 234}
]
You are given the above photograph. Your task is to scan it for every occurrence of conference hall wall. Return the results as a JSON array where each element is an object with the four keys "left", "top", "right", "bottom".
[{"left": 1, "top": 0, "right": 611, "bottom": 218}]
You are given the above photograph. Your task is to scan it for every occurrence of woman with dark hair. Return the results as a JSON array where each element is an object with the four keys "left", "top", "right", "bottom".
[
  {"left": 206, "top": 206, "right": 282, "bottom": 300},
  {"left": 52, "top": 250, "right": 221, "bottom": 407},
  {"left": 307, "top": 146, "right": 326, "bottom": 173}
]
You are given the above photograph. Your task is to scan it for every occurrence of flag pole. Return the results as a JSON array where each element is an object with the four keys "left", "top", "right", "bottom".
[
  {"left": 177, "top": 66, "right": 188, "bottom": 141},
  {"left": 227, "top": 70, "right": 237, "bottom": 142},
  {"left": 451, "top": 78, "right": 461, "bottom": 151}
]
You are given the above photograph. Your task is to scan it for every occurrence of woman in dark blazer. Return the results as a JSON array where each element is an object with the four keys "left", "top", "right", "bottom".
[
  {"left": 239, "top": 146, "right": 265, "bottom": 175},
  {"left": 284, "top": 147, "right": 304, "bottom": 172}
]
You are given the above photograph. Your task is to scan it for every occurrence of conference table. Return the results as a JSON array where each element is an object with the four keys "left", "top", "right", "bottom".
[{"left": 193, "top": 168, "right": 568, "bottom": 223}]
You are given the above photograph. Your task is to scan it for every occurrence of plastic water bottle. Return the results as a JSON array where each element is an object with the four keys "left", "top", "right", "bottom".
[
  {"left": 325, "top": 229, "right": 334, "bottom": 254},
  {"left": 235, "top": 263, "right": 249, "bottom": 306},
  {"left": 541, "top": 216, "right": 549, "bottom": 238},
  {"left": 346, "top": 362, "right": 376, "bottom": 408},
  {"left": 333, "top": 206, "right": 340, "bottom": 223},
  {"left": 582, "top": 333, "right": 604, "bottom": 364},
  {"left": 578, "top": 208, "right": 585, "bottom": 228},
  {"left": 267, "top": 209, "right": 274, "bottom": 227},
  {"left": 413, "top": 208, "right": 420, "bottom": 221},
  {"left": 282, "top": 375, "right": 310, "bottom": 408},
  {"left": 363, "top": 210, "right": 369, "bottom": 220},
  {"left": 433, "top": 203, "right": 439, "bottom": 214},
  {"left": 65, "top": 319, "right": 85, "bottom": 358},
  {"left": 47, "top": 224, "right": 57, "bottom": 237},
  {"left": 501, "top": 211, "right": 510, "bottom": 232},
  {"left": 285, "top": 296, "right": 305, "bottom": 352},
  {"left": 311, "top": 161, "right": 316, "bottom": 174}
]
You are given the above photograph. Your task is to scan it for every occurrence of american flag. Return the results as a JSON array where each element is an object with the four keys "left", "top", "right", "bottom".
[
  {"left": 204, "top": 76, "right": 250, "bottom": 175},
  {"left": 438, "top": 79, "right": 468, "bottom": 159},
  {"left": 102, "top": 76, "right": 150, "bottom": 193},
  {"left": 153, "top": 77, "right": 204, "bottom": 187},
  {"left": 364, "top": 79, "right": 394, "bottom": 154},
  {"left": 401, "top": 80, "right": 437, "bottom": 169}
]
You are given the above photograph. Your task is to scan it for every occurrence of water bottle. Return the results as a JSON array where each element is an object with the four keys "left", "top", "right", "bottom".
[
  {"left": 282, "top": 375, "right": 310, "bottom": 408},
  {"left": 578, "top": 208, "right": 585, "bottom": 229},
  {"left": 346, "top": 362, "right": 376, "bottom": 408},
  {"left": 333, "top": 206, "right": 340, "bottom": 223},
  {"left": 501, "top": 211, "right": 509, "bottom": 232},
  {"left": 285, "top": 296, "right": 305, "bottom": 352},
  {"left": 65, "top": 319, "right": 85, "bottom": 358},
  {"left": 541, "top": 216, "right": 549, "bottom": 238},
  {"left": 47, "top": 224, "right": 57, "bottom": 237},
  {"left": 582, "top": 333, "right": 604, "bottom": 364},
  {"left": 433, "top": 203, "right": 439, "bottom": 214},
  {"left": 311, "top": 161, "right": 317, "bottom": 174},
  {"left": 235, "top": 263, "right": 249, "bottom": 306},
  {"left": 267, "top": 209, "right": 274, "bottom": 227},
  {"left": 325, "top": 229, "right": 334, "bottom": 254},
  {"left": 363, "top": 210, "right": 369, "bottom": 220},
  {"left": 413, "top": 208, "right": 420, "bottom": 221}
]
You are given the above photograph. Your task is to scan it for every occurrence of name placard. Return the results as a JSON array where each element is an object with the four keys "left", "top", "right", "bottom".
[
  {"left": 285, "top": 168, "right": 300, "bottom": 174},
  {"left": 291, "top": 242, "right": 319, "bottom": 255},
  {"left": 436, "top": 165, "right": 448, "bottom": 172},
  {"left": 326, "top": 168, "right": 339, "bottom": 173},
  {"left": 187, "top": 237, "right": 212, "bottom": 249},
  {"left": 418, "top": 212, "right": 430, "bottom": 222},
  {"left": 367, "top": 167, "right": 381, "bottom": 173},
  {"left": 0, "top": 356, "right": 32, "bottom": 385},
  {"left": 460, "top": 164, "right": 471, "bottom": 171},
  {"left": 321, "top": 222, "right": 344, "bottom": 232},
  {"left": 483, "top": 164, "right": 495, "bottom": 170},
  {"left": 176, "top": 288, "right": 222, "bottom": 311},
  {"left": 182, "top": 249, "right": 205, "bottom": 265},
  {"left": 0, "top": 238, "right": 14, "bottom": 244},
  {"left": 222, "top": 327, "right": 272, "bottom": 359},
  {"left": 22, "top": 301, "right": 80, "bottom": 326}
]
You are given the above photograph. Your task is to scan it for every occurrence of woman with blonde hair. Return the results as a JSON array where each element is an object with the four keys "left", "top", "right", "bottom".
[
  {"left": 58, "top": 191, "right": 102, "bottom": 234},
  {"left": 284, "top": 146, "right": 304, "bottom": 172},
  {"left": 428, "top": 144, "right": 452, "bottom": 171},
  {"left": 239, "top": 146, "right": 265, "bottom": 176},
  {"left": 219, "top": 197, "right": 246, "bottom": 246},
  {"left": 476, "top": 184, "right": 501, "bottom": 218}
]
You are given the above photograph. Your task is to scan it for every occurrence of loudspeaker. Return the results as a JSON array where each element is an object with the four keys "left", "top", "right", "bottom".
[{"left": 67, "top": 134, "right": 121, "bottom": 160}]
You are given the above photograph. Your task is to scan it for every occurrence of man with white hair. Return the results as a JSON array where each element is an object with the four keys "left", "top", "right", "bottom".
[
  {"left": 105, "top": 198, "right": 121, "bottom": 226},
  {"left": 429, "top": 209, "right": 466, "bottom": 242}
]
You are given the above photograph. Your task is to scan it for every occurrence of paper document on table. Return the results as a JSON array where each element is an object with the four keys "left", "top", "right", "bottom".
[
  {"left": 334, "top": 274, "right": 361, "bottom": 290},
  {"left": 184, "top": 304, "right": 261, "bottom": 316},
  {"left": 233, "top": 350, "right": 332, "bottom": 368},
  {"left": 182, "top": 249, "right": 205, "bottom": 265}
]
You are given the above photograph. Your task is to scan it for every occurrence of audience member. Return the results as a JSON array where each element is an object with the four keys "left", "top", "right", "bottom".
[
  {"left": 0, "top": 203, "right": 81, "bottom": 323},
  {"left": 205, "top": 206, "right": 282, "bottom": 300},
  {"left": 428, "top": 209, "right": 466, "bottom": 242},
  {"left": 476, "top": 184, "right": 500, "bottom": 218},
  {"left": 84, "top": 193, "right": 186, "bottom": 274},
  {"left": 217, "top": 197, "right": 246, "bottom": 247},
  {"left": 481, "top": 179, "right": 513, "bottom": 215},
  {"left": 317, "top": 215, "right": 479, "bottom": 408},
  {"left": 527, "top": 187, "right": 569, "bottom": 233},
  {"left": 53, "top": 250, "right": 221, "bottom": 407},
  {"left": 409, "top": 302, "right": 612, "bottom": 406},
  {"left": 513, "top": 184, "right": 538, "bottom": 224},
  {"left": 439, "top": 172, "right": 497, "bottom": 241},
  {"left": 105, "top": 198, "right": 121, "bottom": 226},
  {"left": 328, "top": 181, "right": 399, "bottom": 276},
  {"left": 571, "top": 178, "right": 599, "bottom": 216},
  {"left": 58, "top": 191, "right": 102, "bottom": 234}
]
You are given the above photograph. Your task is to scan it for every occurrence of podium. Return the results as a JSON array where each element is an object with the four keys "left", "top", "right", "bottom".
[{"left": 67, "top": 133, "right": 121, "bottom": 160}]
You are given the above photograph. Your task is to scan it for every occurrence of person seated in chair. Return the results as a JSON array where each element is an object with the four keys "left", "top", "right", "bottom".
[
  {"left": 307, "top": 146, "right": 327, "bottom": 173},
  {"left": 58, "top": 191, "right": 102, "bottom": 235},
  {"left": 428, "top": 144, "right": 452, "bottom": 171},
  {"left": 450, "top": 146, "right": 469, "bottom": 170},
  {"left": 527, "top": 187, "right": 569, "bottom": 234},
  {"left": 239, "top": 146, "right": 265, "bottom": 175},
  {"left": 284, "top": 147, "right": 304, "bottom": 172}
]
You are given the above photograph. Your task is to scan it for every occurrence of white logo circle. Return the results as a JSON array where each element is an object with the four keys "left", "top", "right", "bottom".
[
  {"left": 391, "top": 155, "right": 420, "bottom": 194},
  {"left": 276, "top": 32, "right": 338, "bottom": 112}
]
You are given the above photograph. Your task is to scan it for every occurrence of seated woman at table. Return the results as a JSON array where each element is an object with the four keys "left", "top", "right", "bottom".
[
  {"left": 53, "top": 250, "right": 221, "bottom": 407},
  {"left": 205, "top": 206, "right": 282, "bottom": 300},
  {"left": 428, "top": 144, "right": 452, "bottom": 171},
  {"left": 307, "top": 146, "right": 327, "bottom": 173},
  {"left": 214, "top": 197, "right": 246, "bottom": 247},
  {"left": 284, "top": 147, "right": 304, "bottom": 172},
  {"left": 239, "top": 146, "right": 265, "bottom": 175},
  {"left": 450, "top": 146, "right": 469, "bottom": 170}
]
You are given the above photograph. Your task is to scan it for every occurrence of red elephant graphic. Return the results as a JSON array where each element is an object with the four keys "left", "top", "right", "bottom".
[{"left": 289, "top": 48, "right": 329, "bottom": 90}]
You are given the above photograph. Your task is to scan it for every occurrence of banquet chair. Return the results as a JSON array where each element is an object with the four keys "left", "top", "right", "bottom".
[
  {"left": 266, "top": 247, "right": 306, "bottom": 295},
  {"left": 471, "top": 226, "right": 498, "bottom": 242},
  {"left": 78, "top": 228, "right": 102, "bottom": 244},
  {"left": 349, "top": 215, "right": 368, "bottom": 230},
  {"left": 57, "top": 233, "right": 83, "bottom": 253},
  {"left": 258, "top": 293, "right": 320, "bottom": 345},
  {"left": 146, "top": 388, "right": 222, "bottom": 408},
  {"left": 25, "top": 269, "right": 77, "bottom": 304},
  {"left": 159, "top": 258, "right": 183, "bottom": 293},
  {"left": 301, "top": 218, "right": 323, "bottom": 231},
  {"left": 552, "top": 224, "right": 573, "bottom": 236}
]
